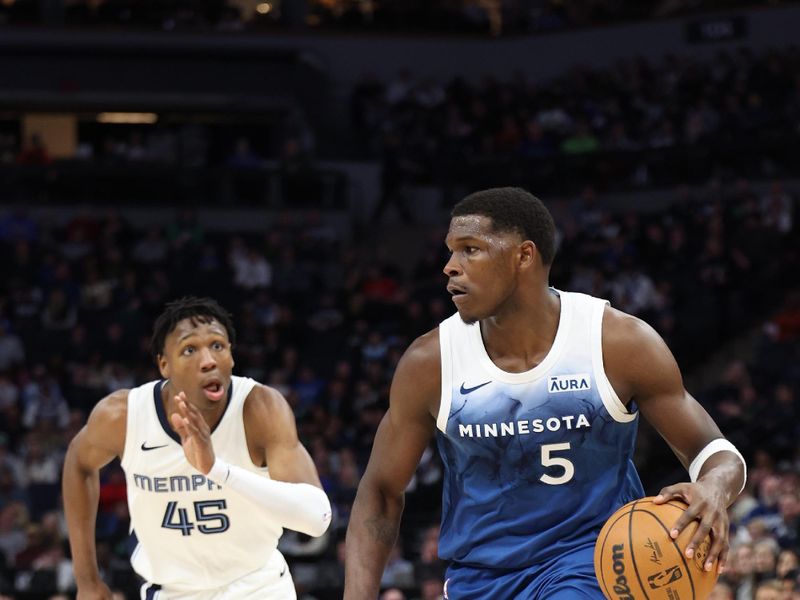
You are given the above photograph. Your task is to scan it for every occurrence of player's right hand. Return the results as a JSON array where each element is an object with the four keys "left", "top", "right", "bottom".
[
  {"left": 170, "top": 391, "right": 216, "bottom": 474},
  {"left": 76, "top": 581, "right": 114, "bottom": 599}
]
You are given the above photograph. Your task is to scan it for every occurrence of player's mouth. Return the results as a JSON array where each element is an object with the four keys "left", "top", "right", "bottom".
[
  {"left": 447, "top": 284, "right": 468, "bottom": 304},
  {"left": 201, "top": 379, "right": 226, "bottom": 401}
]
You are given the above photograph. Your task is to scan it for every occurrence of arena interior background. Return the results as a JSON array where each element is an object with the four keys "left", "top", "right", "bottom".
[{"left": 0, "top": 1, "right": 799, "bottom": 598}]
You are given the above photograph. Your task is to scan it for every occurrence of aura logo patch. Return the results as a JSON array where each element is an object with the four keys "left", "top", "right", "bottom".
[{"left": 548, "top": 373, "right": 591, "bottom": 393}]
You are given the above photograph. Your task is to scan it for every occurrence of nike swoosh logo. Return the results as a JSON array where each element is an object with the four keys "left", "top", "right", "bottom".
[
  {"left": 141, "top": 443, "right": 169, "bottom": 451},
  {"left": 460, "top": 381, "right": 491, "bottom": 394}
]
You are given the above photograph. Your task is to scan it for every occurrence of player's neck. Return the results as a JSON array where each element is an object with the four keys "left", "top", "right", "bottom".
[
  {"left": 480, "top": 287, "right": 561, "bottom": 370},
  {"left": 162, "top": 380, "right": 228, "bottom": 430}
]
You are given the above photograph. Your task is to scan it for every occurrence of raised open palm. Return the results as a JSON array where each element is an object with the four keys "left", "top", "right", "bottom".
[{"left": 169, "top": 391, "right": 216, "bottom": 474}]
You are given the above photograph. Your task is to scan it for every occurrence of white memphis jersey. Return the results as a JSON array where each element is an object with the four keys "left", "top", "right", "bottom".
[
  {"left": 120, "top": 376, "right": 284, "bottom": 590},
  {"left": 435, "top": 289, "right": 643, "bottom": 568}
]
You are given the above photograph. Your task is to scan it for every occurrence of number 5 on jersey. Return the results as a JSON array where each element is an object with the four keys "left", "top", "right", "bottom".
[
  {"left": 161, "top": 499, "right": 230, "bottom": 536},
  {"left": 540, "top": 442, "right": 574, "bottom": 485}
]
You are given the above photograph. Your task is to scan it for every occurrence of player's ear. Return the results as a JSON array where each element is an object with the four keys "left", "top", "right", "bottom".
[
  {"left": 158, "top": 354, "right": 170, "bottom": 379},
  {"left": 518, "top": 240, "right": 536, "bottom": 270}
]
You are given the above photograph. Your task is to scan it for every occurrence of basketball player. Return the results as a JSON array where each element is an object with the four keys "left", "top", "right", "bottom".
[
  {"left": 63, "top": 297, "right": 331, "bottom": 599},
  {"left": 344, "top": 188, "right": 746, "bottom": 598}
]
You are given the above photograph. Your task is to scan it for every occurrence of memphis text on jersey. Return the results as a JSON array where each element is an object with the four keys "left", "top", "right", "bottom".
[{"left": 132, "top": 473, "right": 222, "bottom": 493}]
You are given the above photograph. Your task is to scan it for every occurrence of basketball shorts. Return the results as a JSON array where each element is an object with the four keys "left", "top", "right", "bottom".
[
  {"left": 443, "top": 543, "right": 603, "bottom": 599},
  {"left": 139, "top": 549, "right": 296, "bottom": 600}
]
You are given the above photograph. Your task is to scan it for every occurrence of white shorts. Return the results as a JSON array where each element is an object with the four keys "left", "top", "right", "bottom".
[{"left": 140, "top": 549, "right": 296, "bottom": 600}]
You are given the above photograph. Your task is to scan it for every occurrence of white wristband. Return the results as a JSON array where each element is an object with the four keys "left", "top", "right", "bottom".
[
  {"left": 688, "top": 438, "right": 747, "bottom": 494},
  {"left": 207, "top": 458, "right": 231, "bottom": 484},
  {"left": 207, "top": 458, "right": 332, "bottom": 537}
]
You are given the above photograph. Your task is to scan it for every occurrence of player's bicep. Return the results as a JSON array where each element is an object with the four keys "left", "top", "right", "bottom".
[
  {"left": 613, "top": 316, "right": 722, "bottom": 468},
  {"left": 360, "top": 333, "right": 439, "bottom": 497},
  {"left": 362, "top": 405, "right": 434, "bottom": 498},
  {"left": 248, "top": 386, "right": 322, "bottom": 487},
  {"left": 265, "top": 439, "right": 322, "bottom": 487}
]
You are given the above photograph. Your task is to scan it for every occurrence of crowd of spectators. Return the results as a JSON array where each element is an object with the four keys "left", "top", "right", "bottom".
[
  {"left": 5, "top": 47, "right": 800, "bottom": 206},
  {"left": 0, "top": 176, "right": 796, "bottom": 598},
  {"left": 353, "top": 46, "right": 800, "bottom": 196},
  {"left": 704, "top": 292, "right": 800, "bottom": 600},
  {"left": 2, "top": 0, "right": 798, "bottom": 35},
  {"left": 0, "top": 128, "right": 341, "bottom": 209}
]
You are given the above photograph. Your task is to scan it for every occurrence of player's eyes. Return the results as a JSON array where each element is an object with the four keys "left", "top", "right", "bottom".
[
  {"left": 212, "top": 342, "right": 224, "bottom": 350},
  {"left": 182, "top": 346, "right": 195, "bottom": 355}
]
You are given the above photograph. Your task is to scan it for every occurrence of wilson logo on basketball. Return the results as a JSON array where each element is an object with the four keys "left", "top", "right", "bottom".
[
  {"left": 647, "top": 565, "right": 683, "bottom": 589},
  {"left": 611, "top": 544, "right": 634, "bottom": 600}
]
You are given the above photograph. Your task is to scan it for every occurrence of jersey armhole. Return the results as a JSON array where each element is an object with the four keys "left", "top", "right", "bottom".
[
  {"left": 119, "top": 388, "right": 136, "bottom": 471},
  {"left": 591, "top": 301, "right": 637, "bottom": 424},
  {"left": 436, "top": 323, "right": 453, "bottom": 433}
]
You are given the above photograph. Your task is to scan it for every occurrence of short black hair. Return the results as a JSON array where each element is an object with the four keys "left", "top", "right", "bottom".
[
  {"left": 150, "top": 296, "right": 236, "bottom": 362},
  {"left": 451, "top": 187, "right": 556, "bottom": 265}
]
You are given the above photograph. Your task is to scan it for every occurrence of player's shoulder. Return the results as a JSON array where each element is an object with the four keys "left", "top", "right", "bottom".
[
  {"left": 89, "top": 388, "right": 130, "bottom": 427},
  {"left": 242, "top": 382, "right": 290, "bottom": 421},
  {"left": 601, "top": 305, "right": 664, "bottom": 354},
  {"left": 389, "top": 327, "right": 441, "bottom": 415},
  {"left": 242, "top": 382, "right": 298, "bottom": 445},
  {"left": 601, "top": 305, "right": 681, "bottom": 392},
  {"left": 78, "top": 388, "right": 129, "bottom": 457},
  {"left": 399, "top": 327, "right": 441, "bottom": 371}
]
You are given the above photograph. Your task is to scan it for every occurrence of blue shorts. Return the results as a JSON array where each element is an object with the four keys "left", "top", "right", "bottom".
[{"left": 444, "top": 543, "right": 603, "bottom": 599}]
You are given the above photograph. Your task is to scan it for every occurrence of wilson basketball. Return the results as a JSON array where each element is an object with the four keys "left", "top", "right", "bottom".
[{"left": 594, "top": 497, "right": 718, "bottom": 600}]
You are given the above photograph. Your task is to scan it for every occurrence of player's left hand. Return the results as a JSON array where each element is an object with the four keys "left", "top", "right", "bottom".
[
  {"left": 170, "top": 391, "right": 215, "bottom": 474},
  {"left": 653, "top": 480, "right": 730, "bottom": 575}
]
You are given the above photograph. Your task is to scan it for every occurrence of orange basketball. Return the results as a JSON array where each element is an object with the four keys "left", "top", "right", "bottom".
[{"left": 594, "top": 497, "right": 718, "bottom": 600}]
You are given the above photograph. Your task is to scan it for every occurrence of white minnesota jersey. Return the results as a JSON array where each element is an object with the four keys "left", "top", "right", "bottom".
[{"left": 121, "top": 376, "right": 284, "bottom": 590}]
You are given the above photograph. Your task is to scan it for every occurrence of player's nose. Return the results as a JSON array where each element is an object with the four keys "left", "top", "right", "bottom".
[
  {"left": 442, "top": 255, "right": 462, "bottom": 277},
  {"left": 198, "top": 347, "right": 217, "bottom": 370}
]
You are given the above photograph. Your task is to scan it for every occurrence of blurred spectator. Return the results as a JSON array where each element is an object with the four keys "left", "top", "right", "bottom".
[
  {"left": 130, "top": 228, "right": 169, "bottom": 265},
  {"left": 754, "top": 579, "right": 784, "bottom": 600},
  {"left": 232, "top": 247, "right": 273, "bottom": 290},
  {"left": 709, "top": 581, "right": 734, "bottom": 599},
  {"left": 21, "top": 367, "right": 69, "bottom": 431},
  {"left": 380, "top": 542, "right": 415, "bottom": 589},
  {"left": 227, "top": 137, "right": 263, "bottom": 169},
  {"left": 0, "top": 321, "right": 25, "bottom": 372},
  {"left": 20, "top": 435, "right": 61, "bottom": 520},
  {"left": 0, "top": 502, "right": 29, "bottom": 572},
  {"left": 40, "top": 290, "right": 78, "bottom": 332},
  {"left": 15, "top": 134, "right": 51, "bottom": 166}
]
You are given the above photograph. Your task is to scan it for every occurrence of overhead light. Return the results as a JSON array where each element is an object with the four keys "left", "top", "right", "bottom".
[
  {"left": 97, "top": 112, "right": 158, "bottom": 124},
  {"left": 256, "top": 2, "right": 272, "bottom": 14}
]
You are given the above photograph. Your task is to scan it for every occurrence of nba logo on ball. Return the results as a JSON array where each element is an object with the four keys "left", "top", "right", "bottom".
[{"left": 594, "top": 497, "right": 718, "bottom": 599}]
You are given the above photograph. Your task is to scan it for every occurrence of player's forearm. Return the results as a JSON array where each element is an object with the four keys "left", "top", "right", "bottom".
[
  {"left": 207, "top": 459, "right": 332, "bottom": 537},
  {"left": 62, "top": 448, "right": 103, "bottom": 585},
  {"left": 343, "top": 482, "right": 405, "bottom": 600}
]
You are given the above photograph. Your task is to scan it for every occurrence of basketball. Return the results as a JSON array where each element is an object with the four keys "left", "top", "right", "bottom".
[{"left": 594, "top": 497, "right": 718, "bottom": 600}]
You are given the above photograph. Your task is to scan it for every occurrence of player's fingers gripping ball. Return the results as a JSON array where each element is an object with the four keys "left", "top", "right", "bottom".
[{"left": 594, "top": 497, "right": 718, "bottom": 600}]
